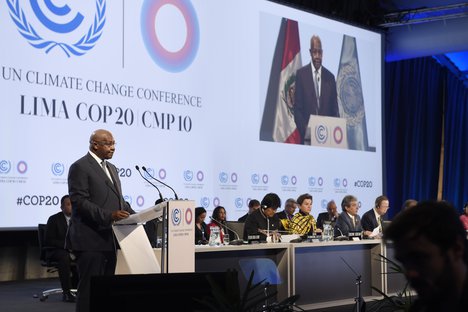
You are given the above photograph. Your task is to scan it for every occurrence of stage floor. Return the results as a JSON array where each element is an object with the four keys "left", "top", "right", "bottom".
[{"left": 0, "top": 277, "right": 357, "bottom": 312}]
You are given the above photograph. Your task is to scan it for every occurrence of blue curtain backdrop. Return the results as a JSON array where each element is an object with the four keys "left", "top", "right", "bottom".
[
  {"left": 442, "top": 73, "right": 468, "bottom": 211},
  {"left": 384, "top": 57, "right": 444, "bottom": 218}
]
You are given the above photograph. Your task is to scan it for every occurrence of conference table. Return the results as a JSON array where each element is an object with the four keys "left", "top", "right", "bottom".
[
  {"left": 116, "top": 238, "right": 406, "bottom": 310},
  {"left": 195, "top": 239, "right": 405, "bottom": 310}
]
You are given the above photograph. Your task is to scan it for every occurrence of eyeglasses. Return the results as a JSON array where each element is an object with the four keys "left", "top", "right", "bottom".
[{"left": 94, "top": 141, "right": 116, "bottom": 146}]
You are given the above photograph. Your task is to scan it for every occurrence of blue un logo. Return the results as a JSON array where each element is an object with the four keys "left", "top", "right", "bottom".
[
  {"left": 51, "top": 162, "right": 64, "bottom": 176},
  {"left": 7, "top": 0, "right": 106, "bottom": 57}
]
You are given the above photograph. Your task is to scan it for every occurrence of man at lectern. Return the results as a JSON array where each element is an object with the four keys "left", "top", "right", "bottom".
[
  {"left": 67, "top": 129, "right": 135, "bottom": 312},
  {"left": 294, "top": 35, "right": 339, "bottom": 144}
]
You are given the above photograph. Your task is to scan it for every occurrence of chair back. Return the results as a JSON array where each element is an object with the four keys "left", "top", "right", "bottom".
[
  {"left": 37, "top": 223, "right": 57, "bottom": 270},
  {"left": 37, "top": 224, "right": 47, "bottom": 264},
  {"left": 36, "top": 223, "right": 78, "bottom": 301},
  {"left": 225, "top": 221, "right": 245, "bottom": 240},
  {"left": 239, "top": 258, "right": 282, "bottom": 285}
]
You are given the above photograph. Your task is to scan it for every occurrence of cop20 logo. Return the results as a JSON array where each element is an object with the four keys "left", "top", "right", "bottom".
[
  {"left": 7, "top": 0, "right": 106, "bottom": 57},
  {"left": 141, "top": 0, "right": 199, "bottom": 72}
]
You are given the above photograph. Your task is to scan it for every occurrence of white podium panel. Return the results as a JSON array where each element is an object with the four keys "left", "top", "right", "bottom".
[
  {"left": 304, "top": 115, "right": 348, "bottom": 149},
  {"left": 113, "top": 202, "right": 167, "bottom": 274},
  {"left": 113, "top": 224, "right": 161, "bottom": 274},
  {"left": 166, "top": 200, "right": 195, "bottom": 273}
]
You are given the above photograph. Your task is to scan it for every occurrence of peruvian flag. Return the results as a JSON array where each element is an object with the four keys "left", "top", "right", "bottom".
[{"left": 260, "top": 18, "right": 301, "bottom": 144}]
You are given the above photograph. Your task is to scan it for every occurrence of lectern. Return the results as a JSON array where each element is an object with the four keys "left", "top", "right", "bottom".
[
  {"left": 304, "top": 115, "right": 348, "bottom": 149},
  {"left": 113, "top": 200, "right": 195, "bottom": 274}
]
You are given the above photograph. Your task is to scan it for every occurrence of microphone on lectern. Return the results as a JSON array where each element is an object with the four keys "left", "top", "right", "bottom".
[
  {"left": 141, "top": 166, "right": 179, "bottom": 200},
  {"left": 208, "top": 217, "right": 243, "bottom": 245},
  {"left": 135, "top": 165, "right": 164, "bottom": 203}
]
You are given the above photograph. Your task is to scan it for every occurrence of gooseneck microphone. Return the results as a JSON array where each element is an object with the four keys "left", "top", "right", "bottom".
[
  {"left": 208, "top": 217, "right": 243, "bottom": 245},
  {"left": 335, "top": 226, "right": 348, "bottom": 241},
  {"left": 141, "top": 166, "right": 179, "bottom": 200},
  {"left": 135, "top": 165, "right": 164, "bottom": 203}
]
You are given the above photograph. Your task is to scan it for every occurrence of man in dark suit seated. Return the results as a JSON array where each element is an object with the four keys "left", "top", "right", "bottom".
[
  {"left": 276, "top": 198, "right": 297, "bottom": 232},
  {"left": 44, "top": 195, "right": 79, "bottom": 302},
  {"left": 316, "top": 200, "right": 339, "bottom": 230},
  {"left": 361, "top": 195, "right": 389, "bottom": 238},
  {"left": 334, "top": 195, "right": 363, "bottom": 238},
  {"left": 238, "top": 199, "right": 260, "bottom": 222},
  {"left": 243, "top": 193, "right": 281, "bottom": 242}
]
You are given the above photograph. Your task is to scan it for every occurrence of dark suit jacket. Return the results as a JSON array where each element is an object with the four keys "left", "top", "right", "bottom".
[
  {"left": 334, "top": 212, "right": 362, "bottom": 237},
  {"left": 294, "top": 63, "right": 339, "bottom": 144},
  {"left": 316, "top": 212, "right": 337, "bottom": 230},
  {"left": 361, "top": 208, "right": 387, "bottom": 232},
  {"left": 275, "top": 210, "right": 293, "bottom": 221},
  {"left": 238, "top": 213, "right": 248, "bottom": 222},
  {"left": 243, "top": 209, "right": 280, "bottom": 241},
  {"left": 45, "top": 211, "right": 68, "bottom": 250},
  {"left": 276, "top": 210, "right": 293, "bottom": 231},
  {"left": 67, "top": 153, "right": 134, "bottom": 251}
]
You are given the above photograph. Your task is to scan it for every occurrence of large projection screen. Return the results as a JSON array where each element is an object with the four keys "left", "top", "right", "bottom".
[{"left": 0, "top": 0, "right": 383, "bottom": 230}]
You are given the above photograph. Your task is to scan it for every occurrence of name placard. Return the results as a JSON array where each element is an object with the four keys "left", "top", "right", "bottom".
[
  {"left": 307, "top": 234, "right": 322, "bottom": 242},
  {"left": 348, "top": 231, "right": 362, "bottom": 241}
]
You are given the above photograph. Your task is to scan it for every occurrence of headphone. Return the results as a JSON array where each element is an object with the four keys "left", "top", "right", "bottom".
[{"left": 261, "top": 205, "right": 268, "bottom": 211}]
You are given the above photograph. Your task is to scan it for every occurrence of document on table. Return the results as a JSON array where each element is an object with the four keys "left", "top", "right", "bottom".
[{"left": 369, "top": 226, "right": 382, "bottom": 238}]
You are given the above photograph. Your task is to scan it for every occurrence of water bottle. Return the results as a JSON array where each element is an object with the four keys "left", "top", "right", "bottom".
[
  {"left": 223, "top": 233, "right": 230, "bottom": 245},
  {"left": 209, "top": 226, "right": 221, "bottom": 246},
  {"left": 322, "top": 221, "right": 332, "bottom": 241}
]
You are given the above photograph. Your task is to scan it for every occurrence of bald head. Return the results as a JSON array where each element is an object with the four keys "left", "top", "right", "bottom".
[
  {"left": 309, "top": 35, "right": 323, "bottom": 71},
  {"left": 89, "top": 129, "right": 111, "bottom": 145},
  {"left": 89, "top": 129, "right": 115, "bottom": 160}
]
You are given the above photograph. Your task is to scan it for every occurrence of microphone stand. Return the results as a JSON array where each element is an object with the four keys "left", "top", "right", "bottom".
[
  {"left": 208, "top": 217, "right": 243, "bottom": 245},
  {"left": 335, "top": 226, "right": 348, "bottom": 241},
  {"left": 340, "top": 257, "right": 365, "bottom": 312},
  {"left": 135, "top": 165, "right": 167, "bottom": 273},
  {"left": 161, "top": 204, "right": 167, "bottom": 273},
  {"left": 142, "top": 166, "right": 179, "bottom": 200},
  {"left": 135, "top": 166, "right": 163, "bottom": 202}
]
